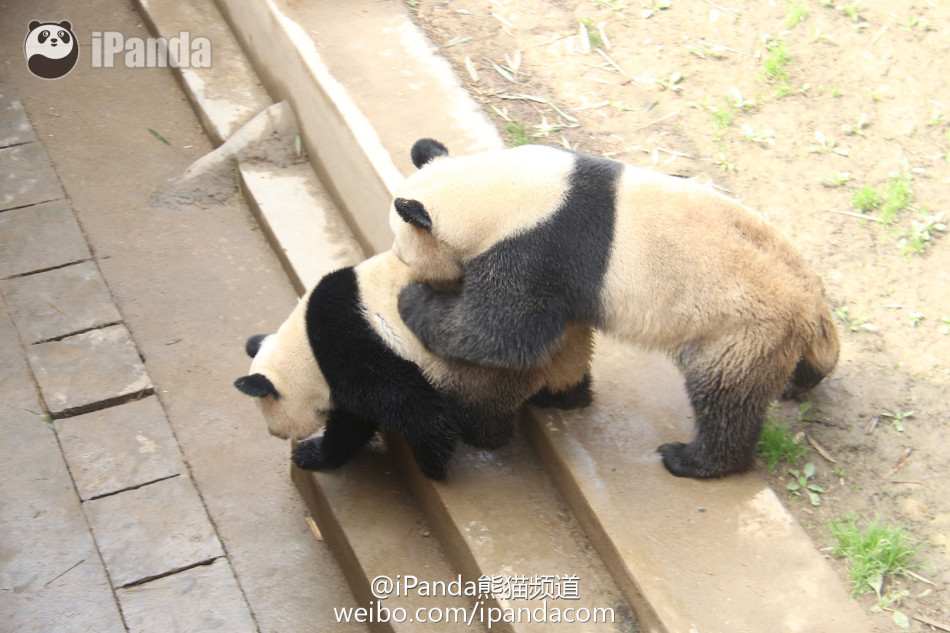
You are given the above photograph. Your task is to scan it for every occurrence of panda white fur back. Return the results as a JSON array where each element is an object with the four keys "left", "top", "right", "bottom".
[
  {"left": 390, "top": 139, "right": 840, "bottom": 480},
  {"left": 235, "top": 251, "right": 593, "bottom": 480}
]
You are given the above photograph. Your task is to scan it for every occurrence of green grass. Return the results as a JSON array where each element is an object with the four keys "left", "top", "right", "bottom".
[
  {"left": 851, "top": 175, "right": 913, "bottom": 223},
  {"left": 763, "top": 40, "right": 791, "bottom": 83},
  {"left": 711, "top": 104, "right": 735, "bottom": 129},
  {"left": 785, "top": 1, "right": 808, "bottom": 28},
  {"left": 505, "top": 121, "right": 535, "bottom": 147},
  {"left": 580, "top": 19, "right": 603, "bottom": 50},
  {"left": 762, "top": 40, "right": 792, "bottom": 97},
  {"left": 829, "top": 515, "right": 920, "bottom": 597},
  {"left": 757, "top": 415, "right": 807, "bottom": 473},
  {"left": 851, "top": 183, "right": 882, "bottom": 214},
  {"left": 880, "top": 174, "right": 913, "bottom": 224}
]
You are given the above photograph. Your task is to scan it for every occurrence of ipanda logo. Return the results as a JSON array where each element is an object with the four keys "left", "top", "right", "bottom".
[
  {"left": 91, "top": 31, "right": 212, "bottom": 68},
  {"left": 24, "top": 21, "right": 212, "bottom": 79},
  {"left": 24, "top": 20, "right": 79, "bottom": 79}
]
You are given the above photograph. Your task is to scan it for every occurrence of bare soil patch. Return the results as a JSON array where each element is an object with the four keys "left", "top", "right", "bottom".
[{"left": 406, "top": 1, "right": 949, "bottom": 629}]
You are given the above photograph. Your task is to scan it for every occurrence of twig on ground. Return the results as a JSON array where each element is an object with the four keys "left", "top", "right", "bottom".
[{"left": 883, "top": 448, "right": 914, "bottom": 478}]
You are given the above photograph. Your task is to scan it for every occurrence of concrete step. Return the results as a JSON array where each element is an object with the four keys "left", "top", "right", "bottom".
[
  {"left": 524, "top": 343, "right": 870, "bottom": 633},
  {"left": 292, "top": 443, "right": 482, "bottom": 633},
  {"left": 132, "top": 0, "right": 272, "bottom": 146},
  {"left": 144, "top": 0, "right": 876, "bottom": 631},
  {"left": 391, "top": 430, "right": 635, "bottom": 633}
]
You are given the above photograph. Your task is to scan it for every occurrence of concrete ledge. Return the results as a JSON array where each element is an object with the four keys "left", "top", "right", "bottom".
[
  {"left": 525, "top": 343, "right": 870, "bottom": 633},
  {"left": 239, "top": 163, "right": 364, "bottom": 293}
]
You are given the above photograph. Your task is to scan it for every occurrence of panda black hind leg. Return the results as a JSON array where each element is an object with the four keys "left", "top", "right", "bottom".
[
  {"left": 399, "top": 421, "right": 460, "bottom": 481},
  {"left": 659, "top": 336, "right": 793, "bottom": 478},
  {"left": 529, "top": 374, "right": 593, "bottom": 410},
  {"left": 292, "top": 409, "right": 378, "bottom": 472}
]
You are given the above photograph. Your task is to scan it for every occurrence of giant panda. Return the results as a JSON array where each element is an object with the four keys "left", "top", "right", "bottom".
[
  {"left": 389, "top": 138, "right": 840, "bottom": 480},
  {"left": 234, "top": 251, "right": 594, "bottom": 481}
]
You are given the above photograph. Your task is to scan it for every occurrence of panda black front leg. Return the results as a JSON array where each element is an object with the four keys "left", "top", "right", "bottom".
[
  {"left": 292, "top": 409, "right": 378, "bottom": 472},
  {"left": 399, "top": 281, "right": 566, "bottom": 369}
]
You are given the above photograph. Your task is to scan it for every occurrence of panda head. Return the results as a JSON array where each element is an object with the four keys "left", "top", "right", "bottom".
[
  {"left": 24, "top": 20, "right": 79, "bottom": 80},
  {"left": 389, "top": 138, "right": 575, "bottom": 282},
  {"left": 234, "top": 294, "right": 331, "bottom": 441}
]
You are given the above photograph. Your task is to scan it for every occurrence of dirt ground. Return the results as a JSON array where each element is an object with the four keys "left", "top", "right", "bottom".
[{"left": 404, "top": 0, "right": 949, "bottom": 629}]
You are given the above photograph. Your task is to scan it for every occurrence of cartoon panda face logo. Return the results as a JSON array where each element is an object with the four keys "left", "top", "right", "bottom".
[{"left": 24, "top": 20, "right": 79, "bottom": 80}]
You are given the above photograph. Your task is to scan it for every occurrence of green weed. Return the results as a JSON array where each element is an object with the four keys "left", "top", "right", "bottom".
[
  {"left": 835, "top": 306, "right": 874, "bottom": 332},
  {"left": 879, "top": 410, "right": 914, "bottom": 432},
  {"left": 829, "top": 515, "right": 920, "bottom": 597},
  {"left": 714, "top": 150, "right": 736, "bottom": 172},
  {"left": 822, "top": 171, "right": 852, "bottom": 187},
  {"left": 711, "top": 104, "right": 735, "bottom": 129},
  {"left": 897, "top": 211, "right": 947, "bottom": 255},
  {"left": 787, "top": 462, "right": 824, "bottom": 506}
]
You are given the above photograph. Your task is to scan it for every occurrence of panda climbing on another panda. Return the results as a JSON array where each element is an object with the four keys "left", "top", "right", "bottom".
[
  {"left": 24, "top": 20, "right": 79, "bottom": 80},
  {"left": 391, "top": 138, "right": 840, "bottom": 480},
  {"left": 235, "top": 251, "right": 594, "bottom": 481}
]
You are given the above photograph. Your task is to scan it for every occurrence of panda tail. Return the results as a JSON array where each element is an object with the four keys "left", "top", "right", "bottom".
[{"left": 782, "top": 306, "right": 840, "bottom": 399}]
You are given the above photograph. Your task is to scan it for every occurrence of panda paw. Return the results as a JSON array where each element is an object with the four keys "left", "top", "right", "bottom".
[
  {"left": 657, "top": 442, "right": 752, "bottom": 479},
  {"left": 292, "top": 437, "right": 348, "bottom": 471}
]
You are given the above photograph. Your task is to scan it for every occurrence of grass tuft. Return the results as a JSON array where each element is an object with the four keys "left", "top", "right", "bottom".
[
  {"left": 829, "top": 515, "right": 921, "bottom": 597},
  {"left": 851, "top": 184, "right": 882, "bottom": 214},
  {"left": 880, "top": 174, "right": 913, "bottom": 224},
  {"left": 763, "top": 40, "right": 791, "bottom": 83},
  {"left": 757, "top": 414, "right": 806, "bottom": 473}
]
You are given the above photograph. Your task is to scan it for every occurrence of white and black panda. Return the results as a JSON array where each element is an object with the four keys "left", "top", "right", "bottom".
[
  {"left": 24, "top": 20, "right": 79, "bottom": 80},
  {"left": 235, "top": 251, "right": 593, "bottom": 481},
  {"left": 390, "top": 139, "right": 840, "bottom": 480}
]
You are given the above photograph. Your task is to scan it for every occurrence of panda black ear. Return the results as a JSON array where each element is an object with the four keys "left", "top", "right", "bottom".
[
  {"left": 410, "top": 138, "right": 449, "bottom": 169},
  {"left": 235, "top": 374, "right": 280, "bottom": 399},
  {"left": 29, "top": 21, "right": 41, "bottom": 31},
  {"left": 59, "top": 21, "right": 72, "bottom": 31},
  {"left": 245, "top": 334, "right": 268, "bottom": 358},
  {"left": 393, "top": 198, "right": 432, "bottom": 232}
]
